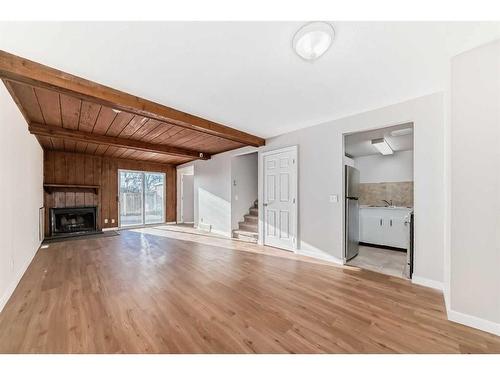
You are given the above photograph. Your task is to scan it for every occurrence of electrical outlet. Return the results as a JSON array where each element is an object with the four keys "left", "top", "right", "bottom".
[
  {"left": 104, "top": 218, "right": 109, "bottom": 224},
  {"left": 111, "top": 219, "right": 115, "bottom": 224},
  {"left": 329, "top": 194, "right": 338, "bottom": 203}
]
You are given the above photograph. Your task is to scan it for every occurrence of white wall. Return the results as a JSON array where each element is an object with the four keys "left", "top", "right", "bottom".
[
  {"left": 258, "top": 93, "right": 445, "bottom": 286},
  {"left": 355, "top": 150, "right": 414, "bottom": 183},
  {"left": 0, "top": 84, "right": 44, "bottom": 312},
  {"left": 180, "top": 146, "right": 257, "bottom": 237},
  {"left": 231, "top": 152, "right": 258, "bottom": 230},
  {"left": 449, "top": 40, "right": 500, "bottom": 335}
]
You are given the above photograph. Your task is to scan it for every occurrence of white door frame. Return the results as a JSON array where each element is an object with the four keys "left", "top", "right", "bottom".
[{"left": 260, "top": 145, "right": 298, "bottom": 252}]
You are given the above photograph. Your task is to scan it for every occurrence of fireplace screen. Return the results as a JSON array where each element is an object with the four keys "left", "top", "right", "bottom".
[{"left": 50, "top": 207, "right": 97, "bottom": 237}]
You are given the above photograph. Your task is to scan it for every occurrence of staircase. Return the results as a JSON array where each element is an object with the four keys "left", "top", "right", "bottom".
[{"left": 233, "top": 200, "right": 258, "bottom": 243}]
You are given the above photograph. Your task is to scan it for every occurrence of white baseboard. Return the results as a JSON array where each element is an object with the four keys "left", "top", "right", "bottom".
[
  {"left": 209, "top": 228, "right": 231, "bottom": 238},
  {"left": 412, "top": 275, "right": 444, "bottom": 291},
  {"left": 447, "top": 309, "right": 500, "bottom": 337},
  {"left": 0, "top": 242, "right": 40, "bottom": 313},
  {"left": 196, "top": 222, "right": 212, "bottom": 232},
  {"left": 296, "top": 248, "right": 344, "bottom": 265},
  {"left": 102, "top": 227, "right": 119, "bottom": 232},
  {"left": 194, "top": 223, "right": 230, "bottom": 238}
]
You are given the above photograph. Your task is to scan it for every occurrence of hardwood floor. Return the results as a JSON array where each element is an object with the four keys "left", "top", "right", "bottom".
[{"left": 0, "top": 228, "right": 499, "bottom": 353}]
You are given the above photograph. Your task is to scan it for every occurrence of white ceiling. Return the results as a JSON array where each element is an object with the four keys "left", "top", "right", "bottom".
[
  {"left": 344, "top": 122, "right": 413, "bottom": 157},
  {"left": 0, "top": 22, "right": 499, "bottom": 138}
]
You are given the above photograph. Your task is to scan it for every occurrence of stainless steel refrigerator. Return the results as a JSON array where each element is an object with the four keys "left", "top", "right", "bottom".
[{"left": 345, "top": 165, "right": 360, "bottom": 260}]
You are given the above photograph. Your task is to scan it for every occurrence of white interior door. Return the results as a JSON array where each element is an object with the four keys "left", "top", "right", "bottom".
[
  {"left": 263, "top": 146, "right": 297, "bottom": 251},
  {"left": 181, "top": 174, "right": 194, "bottom": 223}
]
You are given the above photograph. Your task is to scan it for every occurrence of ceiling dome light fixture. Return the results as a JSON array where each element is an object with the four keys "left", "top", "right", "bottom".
[
  {"left": 293, "top": 21, "right": 335, "bottom": 61},
  {"left": 371, "top": 138, "right": 394, "bottom": 155}
]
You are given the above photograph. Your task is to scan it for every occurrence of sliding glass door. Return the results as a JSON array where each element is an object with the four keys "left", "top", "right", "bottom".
[
  {"left": 119, "top": 170, "right": 165, "bottom": 227},
  {"left": 144, "top": 172, "right": 165, "bottom": 224},
  {"left": 119, "top": 171, "right": 144, "bottom": 226}
]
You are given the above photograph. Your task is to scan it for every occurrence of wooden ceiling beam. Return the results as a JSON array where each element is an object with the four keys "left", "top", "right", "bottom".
[
  {"left": 0, "top": 50, "right": 265, "bottom": 147},
  {"left": 28, "top": 123, "right": 210, "bottom": 160}
]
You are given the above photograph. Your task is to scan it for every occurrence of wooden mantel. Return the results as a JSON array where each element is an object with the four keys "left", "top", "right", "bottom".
[{"left": 43, "top": 183, "right": 100, "bottom": 194}]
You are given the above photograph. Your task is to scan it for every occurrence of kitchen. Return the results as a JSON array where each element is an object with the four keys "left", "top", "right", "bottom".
[{"left": 344, "top": 123, "right": 414, "bottom": 279}]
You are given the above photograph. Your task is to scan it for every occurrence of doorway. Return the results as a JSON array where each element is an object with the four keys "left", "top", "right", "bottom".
[
  {"left": 176, "top": 165, "right": 194, "bottom": 224},
  {"left": 231, "top": 152, "right": 258, "bottom": 242},
  {"left": 343, "top": 123, "right": 414, "bottom": 279},
  {"left": 261, "top": 146, "right": 298, "bottom": 251},
  {"left": 118, "top": 170, "right": 166, "bottom": 227},
  {"left": 180, "top": 174, "right": 194, "bottom": 223}
]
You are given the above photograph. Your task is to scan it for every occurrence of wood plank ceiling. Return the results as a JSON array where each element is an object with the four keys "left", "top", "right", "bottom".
[{"left": 0, "top": 50, "right": 265, "bottom": 165}]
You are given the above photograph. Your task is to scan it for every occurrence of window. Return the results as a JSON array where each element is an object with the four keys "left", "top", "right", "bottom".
[{"left": 119, "top": 170, "right": 165, "bottom": 227}]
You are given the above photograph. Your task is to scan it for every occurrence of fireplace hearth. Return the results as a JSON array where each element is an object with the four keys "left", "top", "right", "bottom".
[{"left": 50, "top": 206, "right": 98, "bottom": 237}]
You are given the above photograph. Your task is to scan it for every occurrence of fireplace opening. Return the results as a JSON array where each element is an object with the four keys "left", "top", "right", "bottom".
[{"left": 50, "top": 207, "right": 98, "bottom": 237}]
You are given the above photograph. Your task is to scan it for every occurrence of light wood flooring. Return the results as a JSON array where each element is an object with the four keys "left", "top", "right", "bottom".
[{"left": 0, "top": 228, "right": 499, "bottom": 353}]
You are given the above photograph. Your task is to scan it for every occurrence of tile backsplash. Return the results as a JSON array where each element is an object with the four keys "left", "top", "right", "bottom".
[{"left": 358, "top": 181, "right": 413, "bottom": 207}]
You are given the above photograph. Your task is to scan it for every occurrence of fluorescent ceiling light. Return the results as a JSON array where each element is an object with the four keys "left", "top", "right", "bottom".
[
  {"left": 293, "top": 22, "right": 335, "bottom": 61},
  {"left": 390, "top": 128, "right": 413, "bottom": 137},
  {"left": 371, "top": 138, "right": 394, "bottom": 155}
]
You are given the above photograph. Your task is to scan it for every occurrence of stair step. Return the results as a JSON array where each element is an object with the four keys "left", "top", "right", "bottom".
[
  {"left": 233, "top": 229, "right": 258, "bottom": 243},
  {"left": 249, "top": 207, "right": 258, "bottom": 216},
  {"left": 244, "top": 214, "right": 258, "bottom": 223},
  {"left": 238, "top": 222, "right": 257, "bottom": 232}
]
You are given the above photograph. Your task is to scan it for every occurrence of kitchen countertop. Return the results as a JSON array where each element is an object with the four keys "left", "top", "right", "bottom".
[{"left": 360, "top": 205, "right": 413, "bottom": 211}]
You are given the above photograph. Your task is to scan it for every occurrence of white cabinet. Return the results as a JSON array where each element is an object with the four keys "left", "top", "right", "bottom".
[
  {"left": 360, "top": 215, "right": 383, "bottom": 245},
  {"left": 386, "top": 214, "right": 408, "bottom": 248},
  {"left": 359, "top": 207, "right": 411, "bottom": 249}
]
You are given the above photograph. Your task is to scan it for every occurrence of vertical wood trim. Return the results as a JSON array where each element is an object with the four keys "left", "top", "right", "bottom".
[
  {"left": 95, "top": 156, "right": 102, "bottom": 229},
  {"left": 166, "top": 168, "right": 176, "bottom": 222},
  {"left": 109, "top": 158, "right": 118, "bottom": 226},
  {"left": 101, "top": 158, "right": 110, "bottom": 228},
  {"left": 54, "top": 151, "right": 66, "bottom": 184}
]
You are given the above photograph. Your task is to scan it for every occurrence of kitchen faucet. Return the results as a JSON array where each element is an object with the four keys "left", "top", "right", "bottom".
[{"left": 382, "top": 199, "right": 393, "bottom": 207}]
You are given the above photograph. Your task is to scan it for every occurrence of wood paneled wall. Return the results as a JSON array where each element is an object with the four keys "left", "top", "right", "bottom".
[{"left": 43, "top": 150, "right": 176, "bottom": 235}]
